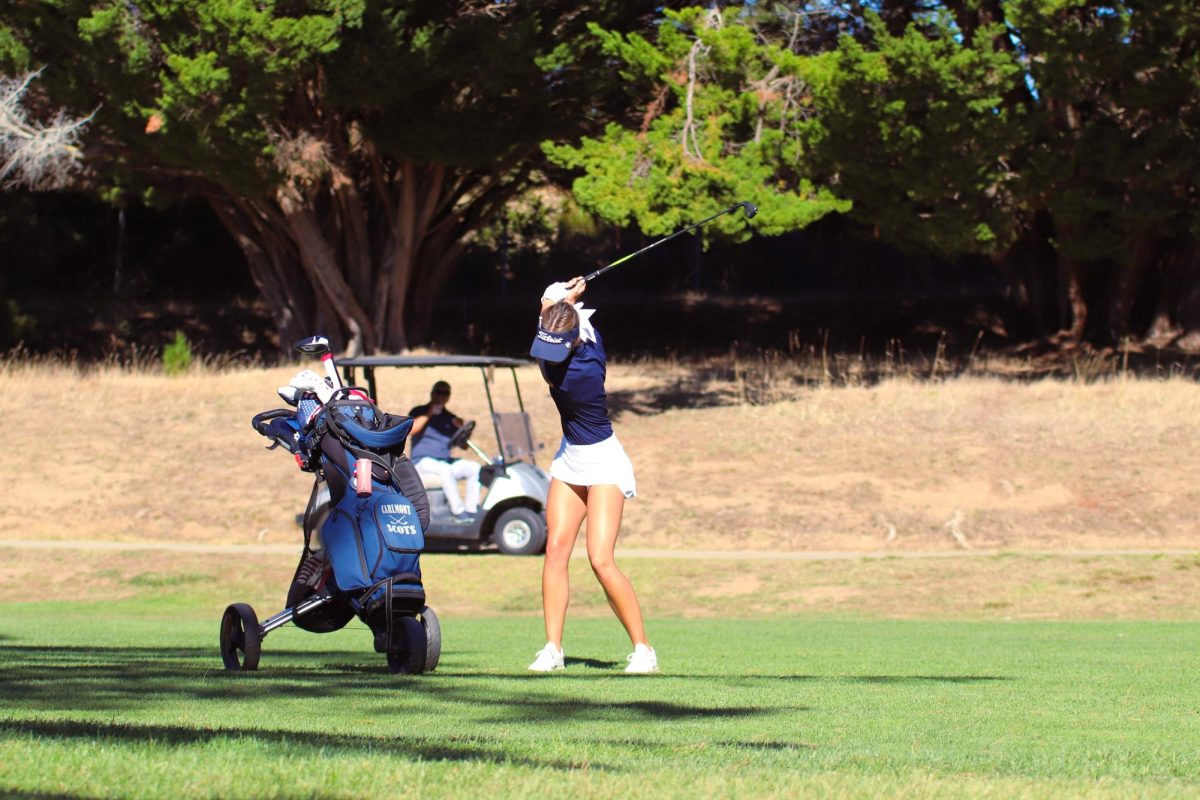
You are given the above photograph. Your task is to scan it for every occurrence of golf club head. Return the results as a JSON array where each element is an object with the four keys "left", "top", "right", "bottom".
[
  {"left": 741, "top": 201, "right": 758, "bottom": 219},
  {"left": 276, "top": 385, "right": 301, "bottom": 406},
  {"left": 294, "top": 335, "right": 331, "bottom": 356}
]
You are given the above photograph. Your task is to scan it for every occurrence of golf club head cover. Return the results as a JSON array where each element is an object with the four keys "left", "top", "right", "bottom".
[{"left": 287, "top": 369, "right": 334, "bottom": 403}]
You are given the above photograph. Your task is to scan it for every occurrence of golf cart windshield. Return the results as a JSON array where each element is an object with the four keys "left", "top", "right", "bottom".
[{"left": 337, "top": 354, "right": 539, "bottom": 466}]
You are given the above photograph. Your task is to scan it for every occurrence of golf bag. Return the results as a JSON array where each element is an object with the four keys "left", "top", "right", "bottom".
[
  {"left": 304, "top": 390, "right": 431, "bottom": 652},
  {"left": 233, "top": 385, "right": 439, "bottom": 674}
]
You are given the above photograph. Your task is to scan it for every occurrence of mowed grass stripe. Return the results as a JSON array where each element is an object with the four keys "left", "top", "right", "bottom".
[
  {"left": 1, "top": 605, "right": 1198, "bottom": 797},
  {"left": 5, "top": 549, "right": 1200, "bottom": 621}
]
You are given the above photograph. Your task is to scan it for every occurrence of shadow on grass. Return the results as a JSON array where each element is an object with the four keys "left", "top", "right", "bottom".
[
  {"left": 848, "top": 674, "right": 1008, "bottom": 684},
  {"left": 0, "top": 719, "right": 611, "bottom": 773},
  {"left": 0, "top": 644, "right": 807, "bottom": 725},
  {"left": 565, "top": 656, "right": 621, "bottom": 669},
  {"left": 0, "top": 643, "right": 1013, "bottom": 769}
]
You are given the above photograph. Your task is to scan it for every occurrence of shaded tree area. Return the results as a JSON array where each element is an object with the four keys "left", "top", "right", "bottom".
[
  {"left": 2, "top": 1, "right": 1198, "bottom": 357},
  {"left": 0, "top": 0, "right": 668, "bottom": 353},
  {"left": 0, "top": 191, "right": 265, "bottom": 353},
  {"left": 0, "top": 186, "right": 1005, "bottom": 360}
]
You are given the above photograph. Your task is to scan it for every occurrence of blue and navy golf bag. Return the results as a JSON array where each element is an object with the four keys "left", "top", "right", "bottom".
[
  {"left": 230, "top": 386, "right": 439, "bottom": 674},
  {"left": 306, "top": 391, "right": 431, "bottom": 644}
]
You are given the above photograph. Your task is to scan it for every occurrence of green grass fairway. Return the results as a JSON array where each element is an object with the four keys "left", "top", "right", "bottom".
[{"left": 2, "top": 600, "right": 1199, "bottom": 798}]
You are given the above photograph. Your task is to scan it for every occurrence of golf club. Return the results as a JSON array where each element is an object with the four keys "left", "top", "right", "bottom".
[
  {"left": 294, "top": 335, "right": 343, "bottom": 390},
  {"left": 583, "top": 200, "right": 758, "bottom": 283}
]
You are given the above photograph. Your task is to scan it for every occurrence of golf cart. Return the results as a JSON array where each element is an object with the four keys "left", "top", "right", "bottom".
[{"left": 339, "top": 355, "right": 550, "bottom": 555}]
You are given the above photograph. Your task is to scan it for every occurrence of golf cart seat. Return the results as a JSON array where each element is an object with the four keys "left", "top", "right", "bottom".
[{"left": 493, "top": 412, "right": 540, "bottom": 462}]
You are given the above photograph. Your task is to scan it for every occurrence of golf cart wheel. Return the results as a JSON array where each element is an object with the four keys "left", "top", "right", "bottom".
[
  {"left": 420, "top": 606, "right": 442, "bottom": 672},
  {"left": 493, "top": 506, "right": 547, "bottom": 556},
  {"left": 386, "top": 616, "right": 428, "bottom": 675},
  {"left": 220, "top": 603, "right": 262, "bottom": 671}
]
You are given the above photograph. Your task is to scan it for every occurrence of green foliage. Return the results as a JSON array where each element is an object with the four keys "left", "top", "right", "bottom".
[
  {"left": 559, "top": 195, "right": 602, "bottom": 239},
  {"left": 798, "top": 12, "right": 1028, "bottom": 258},
  {"left": 161, "top": 330, "right": 193, "bottom": 376},
  {"left": 473, "top": 191, "right": 560, "bottom": 255},
  {"left": 1006, "top": 0, "right": 1200, "bottom": 260},
  {"left": 64, "top": 0, "right": 365, "bottom": 193},
  {"left": 545, "top": 7, "right": 851, "bottom": 244},
  {"left": 1, "top": 1, "right": 666, "bottom": 349},
  {"left": 5, "top": 1, "right": 1199, "bottom": 344}
]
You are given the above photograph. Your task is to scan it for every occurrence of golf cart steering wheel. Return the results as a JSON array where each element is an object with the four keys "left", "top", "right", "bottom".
[{"left": 449, "top": 420, "right": 476, "bottom": 450}]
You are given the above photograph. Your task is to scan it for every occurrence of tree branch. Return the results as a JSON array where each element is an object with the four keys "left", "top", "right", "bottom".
[{"left": 0, "top": 69, "right": 94, "bottom": 190}]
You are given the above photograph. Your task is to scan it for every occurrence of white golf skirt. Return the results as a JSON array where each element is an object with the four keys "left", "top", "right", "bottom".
[{"left": 549, "top": 434, "right": 637, "bottom": 498}]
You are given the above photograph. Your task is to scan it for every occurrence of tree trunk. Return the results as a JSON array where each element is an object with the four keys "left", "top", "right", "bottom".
[
  {"left": 276, "top": 183, "right": 377, "bottom": 354},
  {"left": 411, "top": 230, "right": 468, "bottom": 343},
  {"left": 206, "top": 155, "right": 505, "bottom": 354},
  {"left": 333, "top": 173, "right": 373, "bottom": 307},
  {"left": 1146, "top": 235, "right": 1200, "bottom": 346},
  {"left": 382, "top": 161, "right": 421, "bottom": 351},
  {"left": 208, "top": 194, "right": 310, "bottom": 346},
  {"left": 1057, "top": 253, "right": 1088, "bottom": 342},
  {"left": 992, "top": 210, "right": 1060, "bottom": 337},
  {"left": 1106, "top": 231, "right": 1161, "bottom": 343}
]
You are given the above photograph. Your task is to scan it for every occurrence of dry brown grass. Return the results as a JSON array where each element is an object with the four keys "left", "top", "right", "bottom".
[{"left": 1, "top": 354, "right": 1198, "bottom": 552}]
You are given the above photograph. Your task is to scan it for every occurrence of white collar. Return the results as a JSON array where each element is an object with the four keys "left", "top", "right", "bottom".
[{"left": 574, "top": 304, "right": 596, "bottom": 344}]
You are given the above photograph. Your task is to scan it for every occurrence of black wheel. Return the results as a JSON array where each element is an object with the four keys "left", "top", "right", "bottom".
[
  {"left": 492, "top": 506, "right": 547, "bottom": 555},
  {"left": 220, "top": 603, "right": 261, "bottom": 671},
  {"left": 448, "top": 420, "right": 476, "bottom": 450},
  {"left": 386, "top": 616, "right": 428, "bottom": 675},
  {"left": 420, "top": 606, "right": 442, "bottom": 672}
]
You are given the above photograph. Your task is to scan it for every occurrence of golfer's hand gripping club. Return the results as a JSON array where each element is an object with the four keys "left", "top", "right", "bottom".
[{"left": 583, "top": 200, "right": 758, "bottom": 283}]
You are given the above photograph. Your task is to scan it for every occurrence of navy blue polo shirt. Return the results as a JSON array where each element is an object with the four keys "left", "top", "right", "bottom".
[
  {"left": 408, "top": 405, "right": 459, "bottom": 461},
  {"left": 541, "top": 329, "right": 614, "bottom": 446}
]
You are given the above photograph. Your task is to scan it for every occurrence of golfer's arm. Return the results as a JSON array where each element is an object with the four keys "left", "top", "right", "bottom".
[{"left": 410, "top": 414, "right": 430, "bottom": 436}]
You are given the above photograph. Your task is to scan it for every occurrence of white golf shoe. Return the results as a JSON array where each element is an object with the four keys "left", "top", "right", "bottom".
[
  {"left": 528, "top": 643, "right": 565, "bottom": 672},
  {"left": 624, "top": 643, "right": 659, "bottom": 674}
]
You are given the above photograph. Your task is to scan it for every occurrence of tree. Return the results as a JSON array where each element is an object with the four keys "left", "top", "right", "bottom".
[
  {"left": 544, "top": 6, "right": 850, "bottom": 245},
  {"left": 551, "top": 2, "right": 1200, "bottom": 347},
  {"left": 0, "top": 1, "right": 662, "bottom": 352},
  {"left": 0, "top": 69, "right": 91, "bottom": 190},
  {"left": 856, "top": 0, "right": 1200, "bottom": 343},
  {"left": 1004, "top": 0, "right": 1200, "bottom": 343}
]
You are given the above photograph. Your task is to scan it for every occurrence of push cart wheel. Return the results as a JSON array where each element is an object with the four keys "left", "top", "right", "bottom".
[
  {"left": 386, "top": 616, "right": 428, "bottom": 675},
  {"left": 493, "top": 506, "right": 547, "bottom": 556},
  {"left": 220, "top": 603, "right": 262, "bottom": 671},
  {"left": 420, "top": 606, "right": 442, "bottom": 673}
]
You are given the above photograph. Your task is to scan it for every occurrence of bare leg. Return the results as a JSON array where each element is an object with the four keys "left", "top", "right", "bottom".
[
  {"left": 542, "top": 478, "right": 587, "bottom": 649},
  {"left": 584, "top": 484, "right": 648, "bottom": 647}
]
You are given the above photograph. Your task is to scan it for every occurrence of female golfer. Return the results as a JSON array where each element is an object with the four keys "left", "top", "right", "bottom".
[{"left": 527, "top": 276, "right": 657, "bottom": 674}]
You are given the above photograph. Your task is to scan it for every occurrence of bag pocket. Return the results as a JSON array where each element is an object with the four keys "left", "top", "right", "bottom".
[
  {"left": 323, "top": 507, "right": 372, "bottom": 592},
  {"left": 371, "top": 492, "right": 425, "bottom": 554}
]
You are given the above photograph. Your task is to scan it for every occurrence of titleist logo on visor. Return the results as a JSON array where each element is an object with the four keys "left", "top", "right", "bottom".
[{"left": 537, "top": 330, "right": 565, "bottom": 345}]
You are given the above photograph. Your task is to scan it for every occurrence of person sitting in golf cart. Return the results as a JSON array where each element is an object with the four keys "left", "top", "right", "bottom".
[{"left": 409, "top": 380, "right": 481, "bottom": 523}]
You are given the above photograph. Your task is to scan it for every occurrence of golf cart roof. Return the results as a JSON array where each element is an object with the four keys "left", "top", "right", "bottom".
[{"left": 337, "top": 355, "right": 532, "bottom": 368}]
